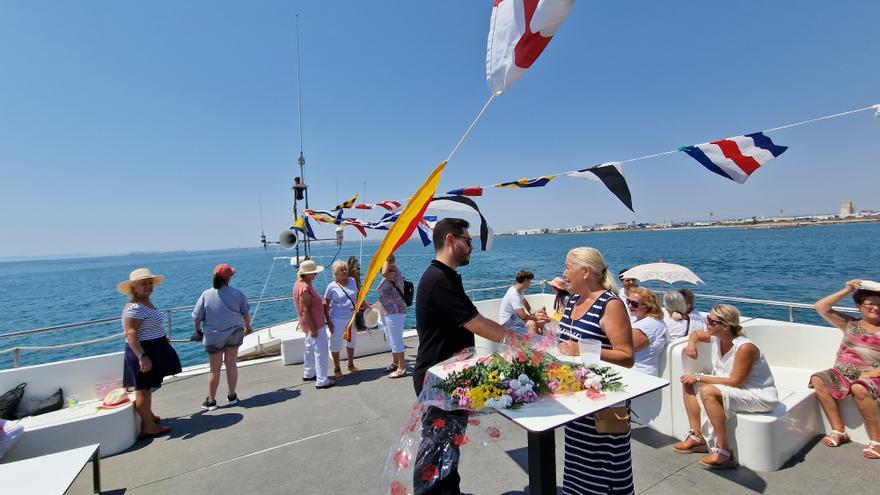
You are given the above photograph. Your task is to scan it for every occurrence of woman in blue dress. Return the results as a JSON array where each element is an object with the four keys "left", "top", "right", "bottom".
[{"left": 557, "top": 247, "right": 635, "bottom": 495}]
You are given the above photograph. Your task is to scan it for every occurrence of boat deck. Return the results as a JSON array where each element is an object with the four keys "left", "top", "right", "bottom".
[{"left": 73, "top": 346, "right": 876, "bottom": 494}]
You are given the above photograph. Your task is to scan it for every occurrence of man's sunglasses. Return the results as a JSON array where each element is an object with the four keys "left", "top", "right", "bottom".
[{"left": 453, "top": 235, "right": 472, "bottom": 247}]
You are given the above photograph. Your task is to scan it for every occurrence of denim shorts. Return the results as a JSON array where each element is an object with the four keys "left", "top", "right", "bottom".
[{"left": 204, "top": 328, "right": 245, "bottom": 354}]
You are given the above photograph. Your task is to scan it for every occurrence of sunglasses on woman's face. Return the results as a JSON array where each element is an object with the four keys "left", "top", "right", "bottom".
[
  {"left": 626, "top": 299, "right": 641, "bottom": 308},
  {"left": 706, "top": 317, "right": 723, "bottom": 327}
]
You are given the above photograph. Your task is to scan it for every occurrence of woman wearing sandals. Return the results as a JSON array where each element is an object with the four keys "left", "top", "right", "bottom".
[
  {"left": 378, "top": 254, "right": 408, "bottom": 378},
  {"left": 324, "top": 260, "right": 361, "bottom": 381},
  {"left": 119, "top": 268, "right": 182, "bottom": 439},
  {"left": 812, "top": 279, "right": 880, "bottom": 460},
  {"left": 673, "top": 304, "right": 779, "bottom": 469}
]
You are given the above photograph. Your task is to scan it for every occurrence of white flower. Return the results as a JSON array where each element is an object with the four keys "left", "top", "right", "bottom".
[
  {"left": 509, "top": 379, "right": 521, "bottom": 390},
  {"left": 518, "top": 374, "right": 529, "bottom": 383},
  {"left": 587, "top": 376, "right": 603, "bottom": 390}
]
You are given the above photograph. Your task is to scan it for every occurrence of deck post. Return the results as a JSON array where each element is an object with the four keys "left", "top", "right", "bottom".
[
  {"left": 527, "top": 429, "right": 556, "bottom": 494},
  {"left": 165, "top": 310, "right": 174, "bottom": 340}
]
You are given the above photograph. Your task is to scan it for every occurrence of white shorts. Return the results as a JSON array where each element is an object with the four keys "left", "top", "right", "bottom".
[{"left": 329, "top": 317, "right": 356, "bottom": 352}]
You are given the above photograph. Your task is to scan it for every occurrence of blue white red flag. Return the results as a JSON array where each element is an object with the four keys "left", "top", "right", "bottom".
[
  {"left": 446, "top": 187, "right": 483, "bottom": 196},
  {"left": 681, "top": 132, "right": 788, "bottom": 184}
]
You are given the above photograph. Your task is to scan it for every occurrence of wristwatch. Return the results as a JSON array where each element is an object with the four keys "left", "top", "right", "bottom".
[
  {"left": 138, "top": 353, "right": 148, "bottom": 360},
  {"left": 696, "top": 374, "right": 702, "bottom": 382}
]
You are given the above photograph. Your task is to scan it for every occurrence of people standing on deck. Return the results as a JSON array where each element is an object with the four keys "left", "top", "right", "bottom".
[
  {"left": 192, "top": 263, "right": 252, "bottom": 411},
  {"left": 556, "top": 248, "right": 636, "bottom": 495},
  {"left": 618, "top": 269, "right": 639, "bottom": 320},
  {"left": 663, "top": 290, "right": 696, "bottom": 340},
  {"left": 379, "top": 254, "right": 408, "bottom": 378},
  {"left": 412, "top": 218, "right": 509, "bottom": 495},
  {"left": 324, "top": 260, "right": 361, "bottom": 381},
  {"left": 627, "top": 287, "right": 670, "bottom": 377},
  {"left": 294, "top": 260, "right": 334, "bottom": 389},
  {"left": 673, "top": 304, "right": 779, "bottom": 469},
  {"left": 498, "top": 270, "right": 550, "bottom": 335},
  {"left": 118, "top": 268, "right": 182, "bottom": 438},
  {"left": 678, "top": 288, "right": 707, "bottom": 331},
  {"left": 811, "top": 280, "right": 880, "bottom": 459}
]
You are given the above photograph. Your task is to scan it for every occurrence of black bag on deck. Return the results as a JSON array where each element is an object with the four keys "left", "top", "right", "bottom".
[
  {"left": 21, "top": 388, "right": 63, "bottom": 417},
  {"left": 0, "top": 383, "right": 26, "bottom": 420},
  {"left": 393, "top": 279, "right": 415, "bottom": 307}
]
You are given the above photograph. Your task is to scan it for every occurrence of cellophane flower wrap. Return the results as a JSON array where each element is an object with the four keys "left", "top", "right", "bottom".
[{"left": 382, "top": 331, "right": 624, "bottom": 494}]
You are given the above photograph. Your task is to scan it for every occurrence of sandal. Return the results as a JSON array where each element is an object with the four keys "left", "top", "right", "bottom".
[
  {"left": 384, "top": 363, "right": 398, "bottom": 372},
  {"left": 334, "top": 370, "right": 345, "bottom": 381},
  {"left": 699, "top": 447, "right": 738, "bottom": 469},
  {"left": 864, "top": 440, "right": 880, "bottom": 460},
  {"left": 673, "top": 429, "right": 709, "bottom": 453},
  {"left": 388, "top": 369, "right": 408, "bottom": 379},
  {"left": 138, "top": 426, "right": 171, "bottom": 439},
  {"left": 822, "top": 429, "right": 850, "bottom": 447},
  {"left": 347, "top": 365, "right": 360, "bottom": 374}
]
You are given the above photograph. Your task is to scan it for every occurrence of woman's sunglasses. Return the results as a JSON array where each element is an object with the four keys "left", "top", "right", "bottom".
[
  {"left": 626, "top": 299, "right": 641, "bottom": 308},
  {"left": 706, "top": 317, "right": 724, "bottom": 327}
]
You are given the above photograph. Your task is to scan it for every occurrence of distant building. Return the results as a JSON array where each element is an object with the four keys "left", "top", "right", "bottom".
[{"left": 840, "top": 201, "right": 855, "bottom": 216}]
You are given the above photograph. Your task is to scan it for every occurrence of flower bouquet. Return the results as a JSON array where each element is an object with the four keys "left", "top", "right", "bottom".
[{"left": 432, "top": 343, "right": 625, "bottom": 411}]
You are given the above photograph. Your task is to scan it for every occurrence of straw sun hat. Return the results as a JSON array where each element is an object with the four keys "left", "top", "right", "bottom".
[
  {"left": 117, "top": 268, "right": 165, "bottom": 296},
  {"left": 297, "top": 259, "right": 325, "bottom": 277}
]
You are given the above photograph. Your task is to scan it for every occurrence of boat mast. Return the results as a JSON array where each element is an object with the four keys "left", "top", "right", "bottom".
[{"left": 292, "top": 14, "right": 310, "bottom": 260}]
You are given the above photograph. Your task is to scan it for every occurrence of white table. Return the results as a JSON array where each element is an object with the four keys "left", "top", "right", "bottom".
[
  {"left": 429, "top": 353, "right": 669, "bottom": 494},
  {"left": 0, "top": 443, "right": 100, "bottom": 494}
]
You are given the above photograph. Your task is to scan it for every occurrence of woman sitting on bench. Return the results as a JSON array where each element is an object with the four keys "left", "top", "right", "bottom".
[
  {"left": 672, "top": 304, "right": 779, "bottom": 469},
  {"left": 812, "top": 280, "right": 880, "bottom": 460}
]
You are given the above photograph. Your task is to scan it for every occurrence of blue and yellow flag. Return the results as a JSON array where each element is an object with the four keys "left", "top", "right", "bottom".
[
  {"left": 333, "top": 194, "right": 358, "bottom": 211},
  {"left": 493, "top": 175, "right": 555, "bottom": 188},
  {"left": 292, "top": 215, "right": 316, "bottom": 240}
]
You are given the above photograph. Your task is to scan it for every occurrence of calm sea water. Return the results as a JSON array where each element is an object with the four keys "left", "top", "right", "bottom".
[{"left": 1, "top": 223, "right": 875, "bottom": 370}]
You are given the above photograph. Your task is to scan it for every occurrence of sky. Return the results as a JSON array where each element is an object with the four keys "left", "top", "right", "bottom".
[{"left": 1, "top": 1, "right": 878, "bottom": 257}]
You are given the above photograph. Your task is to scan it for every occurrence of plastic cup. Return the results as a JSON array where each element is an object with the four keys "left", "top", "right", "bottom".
[
  {"left": 578, "top": 339, "right": 602, "bottom": 365},
  {"left": 66, "top": 395, "right": 80, "bottom": 409}
]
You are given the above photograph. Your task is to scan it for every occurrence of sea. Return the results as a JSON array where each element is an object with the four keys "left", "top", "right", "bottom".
[{"left": 1, "top": 223, "right": 875, "bottom": 371}]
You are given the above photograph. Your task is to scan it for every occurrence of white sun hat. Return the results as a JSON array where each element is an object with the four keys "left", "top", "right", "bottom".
[
  {"left": 117, "top": 268, "right": 165, "bottom": 296},
  {"left": 297, "top": 259, "right": 325, "bottom": 277},
  {"left": 363, "top": 307, "right": 381, "bottom": 329}
]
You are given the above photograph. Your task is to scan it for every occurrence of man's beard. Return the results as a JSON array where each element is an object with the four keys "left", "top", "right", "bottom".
[{"left": 454, "top": 246, "right": 470, "bottom": 266}]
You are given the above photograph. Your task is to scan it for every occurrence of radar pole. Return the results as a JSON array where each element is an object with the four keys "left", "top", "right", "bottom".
[{"left": 292, "top": 14, "right": 310, "bottom": 261}]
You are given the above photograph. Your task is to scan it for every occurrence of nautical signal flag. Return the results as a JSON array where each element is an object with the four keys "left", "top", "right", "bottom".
[
  {"left": 681, "top": 132, "right": 788, "bottom": 184},
  {"left": 494, "top": 176, "right": 555, "bottom": 188},
  {"left": 333, "top": 194, "right": 358, "bottom": 211},
  {"left": 446, "top": 187, "right": 483, "bottom": 197},
  {"left": 487, "top": 0, "right": 575, "bottom": 94},
  {"left": 292, "top": 215, "right": 316, "bottom": 240},
  {"left": 565, "top": 162, "right": 634, "bottom": 212}
]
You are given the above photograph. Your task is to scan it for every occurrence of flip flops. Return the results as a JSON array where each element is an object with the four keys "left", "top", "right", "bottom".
[
  {"left": 138, "top": 426, "right": 171, "bottom": 439},
  {"left": 388, "top": 369, "right": 408, "bottom": 379}
]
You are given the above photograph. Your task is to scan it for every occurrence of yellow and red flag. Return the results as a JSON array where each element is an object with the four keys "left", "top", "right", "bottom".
[{"left": 344, "top": 161, "right": 447, "bottom": 341}]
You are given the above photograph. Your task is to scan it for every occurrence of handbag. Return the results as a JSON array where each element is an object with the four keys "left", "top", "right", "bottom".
[
  {"left": 593, "top": 405, "right": 630, "bottom": 434},
  {"left": 391, "top": 279, "right": 414, "bottom": 307},
  {"left": 21, "top": 388, "right": 63, "bottom": 417},
  {"left": 0, "top": 383, "right": 26, "bottom": 420},
  {"left": 338, "top": 282, "right": 366, "bottom": 331}
]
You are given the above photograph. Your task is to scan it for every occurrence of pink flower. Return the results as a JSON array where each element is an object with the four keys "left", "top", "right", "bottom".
[
  {"left": 453, "top": 434, "right": 469, "bottom": 447},
  {"left": 420, "top": 464, "right": 439, "bottom": 481},
  {"left": 467, "top": 418, "right": 481, "bottom": 426},
  {"left": 394, "top": 450, "right": 410, "bottom": 470},
  {"left": 586, "top": 388, "right": 605, "bottom": 400},
  {"left": 390, "top": 481, "right": 408, "bottom": 495}
]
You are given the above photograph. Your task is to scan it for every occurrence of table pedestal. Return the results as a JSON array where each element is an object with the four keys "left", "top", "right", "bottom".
[{"left": 527, "top": 429, "right": 556, "bottom": 494}]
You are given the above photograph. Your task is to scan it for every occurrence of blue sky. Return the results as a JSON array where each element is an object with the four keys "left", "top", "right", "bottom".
[{"left": 1, "top": 1, "right": 878, "bottom": 257}]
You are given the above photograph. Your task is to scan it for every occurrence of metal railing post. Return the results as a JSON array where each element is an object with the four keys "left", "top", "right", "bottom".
[
  {"left": 165, "top": 310, "right": 174, "bottom": 340},
  {"left": 13, "top": 348, "right": 20, "bottom": 368},
  {"left": 789, "top": 306, "right": 795, "bottom": 323}
]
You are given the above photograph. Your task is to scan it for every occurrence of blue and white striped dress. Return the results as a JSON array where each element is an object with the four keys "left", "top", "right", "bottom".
[
  {"left": 559, "top": 291, "right": 634, "bottom": 495},
  {"left": 122, "top": 303, "right": 166, "bottom": 340}
]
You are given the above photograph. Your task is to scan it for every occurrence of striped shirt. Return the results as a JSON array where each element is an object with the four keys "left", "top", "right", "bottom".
[
  {"left": 560, "top": 290, "right": 634, "bottom": 495},
  {"left": 122, "top": 303, "right": 166, "bottom": 341}
]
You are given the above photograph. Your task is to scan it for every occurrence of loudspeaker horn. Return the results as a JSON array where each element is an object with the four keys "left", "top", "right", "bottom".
[{"left": 278, "top": 229, "right": 298, "bottom": 248}]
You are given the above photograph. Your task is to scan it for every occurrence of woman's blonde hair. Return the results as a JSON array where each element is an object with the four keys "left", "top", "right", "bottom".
[
  {"left": 331, "top": 260, "right": 348, "bottom": 274},
  {"left": 711, "top": 304, "right": 744, "bottom": 336},
  {"left": 629, "top": 287, "right": 664, "bottom": 320},
  {"left": 567, "top": 247, "right": 618, "bottom": 292},
  {"left": 663, "top": 290, "right": 688, "bottom": 320}
]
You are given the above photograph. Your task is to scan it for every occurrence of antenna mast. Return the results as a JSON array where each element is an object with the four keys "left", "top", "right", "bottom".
[{"left": 292, "top": 14, "right": 310, "bottom": 261}]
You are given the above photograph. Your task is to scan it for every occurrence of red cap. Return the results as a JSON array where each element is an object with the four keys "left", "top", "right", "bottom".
[{"left": 214, "top": 263, "right": 235, "bottom": 281}]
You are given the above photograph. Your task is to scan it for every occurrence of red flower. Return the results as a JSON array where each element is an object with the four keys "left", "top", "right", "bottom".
[
  {"left": 432, "top": 418, "right": 446, "bottom": 429},
  {"left": 486, "top": 426, "right": 502, "bottom": 439},
  {"left": 390, "top": 481, "right": 408, "bottom": 495},
  {"left": 453, "top": 434, "right": 469, "bottom": 447},
  {"left": 394, "top": 450, "right": 410, "bottom": 469},
  {"left": 420, "top": 464, "right": 440, "bottom": 481},
  {"left": 587, "top": 388, "right": 605, "bottom": 400},
  {"left": 467, "top": 418, "right": 481, "bottom": 426}
]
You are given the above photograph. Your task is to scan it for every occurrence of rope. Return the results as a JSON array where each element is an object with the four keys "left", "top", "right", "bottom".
[
  {"left": 252, "top": 244, "right": 282, "bottom": 325},
  {"left": 446, "top": 93, "right": 497, "bottom": 163}
]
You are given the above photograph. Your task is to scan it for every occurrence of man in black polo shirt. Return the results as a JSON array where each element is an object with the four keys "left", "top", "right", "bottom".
[{"left": 412, "top": 218, "right": 509, "bottom": 495}]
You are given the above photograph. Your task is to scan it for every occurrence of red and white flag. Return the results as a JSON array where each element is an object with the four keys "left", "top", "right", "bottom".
[{"left": 487, "top": 0, "right": 575, "bottom": 94}]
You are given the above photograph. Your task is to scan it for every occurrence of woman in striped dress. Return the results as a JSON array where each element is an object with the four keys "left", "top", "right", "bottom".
[
  {"left": 118, "top": 268, "right": 182, "bottom": 438},
  {"left": 557, "top": 248, "right": 635, "bottom": 495}
]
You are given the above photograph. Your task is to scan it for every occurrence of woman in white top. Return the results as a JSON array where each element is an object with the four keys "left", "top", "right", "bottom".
[
  {"left": 679, "top": 288, "right": 707, "bottom": 331},
  {"left": 673, "top": 304, "right": 778, "bottom": 469},
  {"left": 626, "top": 287, "right": 669, "bottom": 376},
  {"left": 663, "top": 289, "right": 702, "bottom": 340},
  {"left": 497, "top": 270, "right": 548, "bottom": 335},
  {"left": 324, "top": 260, "right": 361, "bottom": 381}
]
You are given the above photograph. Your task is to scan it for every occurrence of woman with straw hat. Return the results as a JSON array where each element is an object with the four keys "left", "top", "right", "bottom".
[
  {"left": 118, "top": 268, "right": 182, "bottom": 438},
  {"left": 294, "top": 260, "right": 334, "bottom": 389}
]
